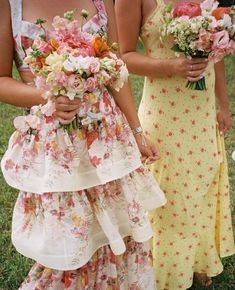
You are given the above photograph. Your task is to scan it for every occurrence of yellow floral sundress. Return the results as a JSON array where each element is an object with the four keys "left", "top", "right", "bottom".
[{"left": 139, "top": 0, "right": 235, "bottom": 289}]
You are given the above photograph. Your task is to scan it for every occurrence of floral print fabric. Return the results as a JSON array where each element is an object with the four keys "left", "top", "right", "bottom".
[
  {"left": 12, "top": 167, "right": 165, "bottom": 270},
  {"left": 19, "top": 237, "right": 156, "bottom": 290},
  {"left": 1, "top": 89, "right": 145, "bottom": 193},
  {"left": 3, "top": 1, "right": 166, "bottom": 288},
  {"left": 139, "top": 0, "right": 235, "bottom": 289}
]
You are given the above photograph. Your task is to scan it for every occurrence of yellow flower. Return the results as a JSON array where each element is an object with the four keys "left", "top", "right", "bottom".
[
  {"left": 50, "top": 39, "right": 59, "bottom": 50},
  {"left": 72, "top": 214, "right": 81, "bottom": 227},
  {"left": 45, "top": 52, "right": 65, "bottom": 71}
]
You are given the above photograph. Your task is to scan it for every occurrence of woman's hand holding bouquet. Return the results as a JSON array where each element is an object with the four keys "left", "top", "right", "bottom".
[
  {"left": 162, "top": 0, "right": 235, "bottom": 90},
  {"left": 24, "top": 10, "right": 128, "bottom": 130}
]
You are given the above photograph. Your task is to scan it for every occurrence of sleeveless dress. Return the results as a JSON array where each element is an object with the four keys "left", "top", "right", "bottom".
[
  {"left": 138, "top": 0, "right": 235, "bottom": 289},
  {"left": 1, "top": 1, "right": 166, "bottom": 289}
]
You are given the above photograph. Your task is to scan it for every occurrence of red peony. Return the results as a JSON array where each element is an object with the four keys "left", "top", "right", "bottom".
[{"left": 173, "top": 2, "right": 202, "bottom": 18}]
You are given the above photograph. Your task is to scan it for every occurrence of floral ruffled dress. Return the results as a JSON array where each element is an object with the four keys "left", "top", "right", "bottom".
[{"left": 1, "top": 0, "right": 166, "bottom": 289}]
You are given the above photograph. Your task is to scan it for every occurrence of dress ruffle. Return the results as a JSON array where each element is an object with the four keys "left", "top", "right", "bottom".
[
  {"left": 1, "top": 97, "right": 143, "bottom": 193},
  {"left": 12, "top": 166, "right": 166, "bottom": 270},
  {"left": 19, "top": 237, "right": 156, "bottom": 290}
]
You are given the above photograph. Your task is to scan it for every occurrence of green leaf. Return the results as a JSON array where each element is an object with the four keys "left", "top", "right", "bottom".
[
  {"left": 171, "top": 44, "right": 184, "bottom": 53},
  {"left": 35, "top": 18, "right": 46, "bottom": 25}
]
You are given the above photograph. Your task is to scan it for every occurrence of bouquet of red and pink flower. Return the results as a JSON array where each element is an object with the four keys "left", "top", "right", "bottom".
[
  {"left": 161, "top": 0, "right": 235, "bottom": 90},
  {"left": 24, "top": 10, "right": 128, "bottom": 129}
]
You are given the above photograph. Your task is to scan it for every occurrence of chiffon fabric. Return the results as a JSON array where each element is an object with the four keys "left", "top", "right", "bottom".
[{"left": 1, "top": 0, "right": 166, "bottom": 289}]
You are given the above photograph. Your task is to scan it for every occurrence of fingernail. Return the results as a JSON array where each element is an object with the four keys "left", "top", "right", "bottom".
[{"left": 220, "top": 131, "right": 223, "bottom": 135}]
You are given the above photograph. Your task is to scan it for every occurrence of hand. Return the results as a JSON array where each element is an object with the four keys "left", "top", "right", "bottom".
[
  {"left": 134, "top": 134, "right": 160, "bottom": 164},
  {"left": 54, "top": 96, "right": 80, "bottom": 124},
  {"left": 171, "top": 57, "right": 209, "bottom": 82},
  {"left": 217, "top": 109, "right": 232, "bottom": 135}
]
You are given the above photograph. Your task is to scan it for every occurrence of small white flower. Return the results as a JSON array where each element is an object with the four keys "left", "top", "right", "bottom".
[
  {"left": 200, "top": 0, "right": 219, "bottom": 13},
  {"left": 217, "top": 14, "right": 232, "bottom": 28}
]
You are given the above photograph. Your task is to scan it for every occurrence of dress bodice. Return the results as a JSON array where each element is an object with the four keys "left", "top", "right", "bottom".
[
  {"left": 140, "top": 0, "right": 175, "bottom": 59},
  {"left": 139, "top": 0, "right": 215, "bottom": 100},
  {"left": 9, "top": 0, "right": 108, "bottom": 71}
]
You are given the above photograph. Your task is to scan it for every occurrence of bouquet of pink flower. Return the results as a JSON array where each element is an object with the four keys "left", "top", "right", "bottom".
[
  {"left": 161, "top": 0, "right": 235, "bottom": 90},
  {"left": 24, "top": 10, "right": 128, "bottom": 129}
]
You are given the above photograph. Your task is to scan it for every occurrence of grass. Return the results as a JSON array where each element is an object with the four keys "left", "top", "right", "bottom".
[{"left": 0, "top": 56, "right": 234, "bottom": 289}]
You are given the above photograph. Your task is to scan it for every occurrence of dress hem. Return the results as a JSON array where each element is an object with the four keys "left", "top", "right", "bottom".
[
  {"left": 2, "top": 157, "right": 142, "bottom": 194},
  {"left": 12, "top": 225, "right": 151, "bottom": 271}
]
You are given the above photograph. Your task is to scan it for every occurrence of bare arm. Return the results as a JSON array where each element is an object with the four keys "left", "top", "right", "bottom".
[
  {"left": 215, "top": 60, "right": 229, "bottom": 111},
  {"left": 0, "top": 0, "right": 43, "bottom": 107},
  {"left": 104, "top": 0, "right": 141, "bottom": 129},
  {"left": 115, "top": 0, "right": 208, "bottom": 81},
  {"left": 214, "top": 59, "right": 232, "bottom": 135},
  {"left": 103, "top": 0, "right": 160, "bottom": 160}
]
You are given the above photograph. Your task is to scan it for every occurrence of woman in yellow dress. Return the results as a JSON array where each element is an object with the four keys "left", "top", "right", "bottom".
[{"left": 115, "top": 0, "right": 235, "bottom": 289}]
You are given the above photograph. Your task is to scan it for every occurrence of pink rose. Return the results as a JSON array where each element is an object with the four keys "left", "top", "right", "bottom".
[
  {"left": 55, "top": 72, "right": 69, "bottom": 87},
  {"left": 84, "top": 77, "right": 98, "bottom": 92},
  {"left": 196, "top": 28, "right": 213, "bottom": 52},
  {"left": 41, "top": 101, "right": 56, "bottom": 117},
  {"left": 39, "top": 43, "right": 52, "bottom": 54},
  {"left": 67, "top": 75, "right": 84, "bottom": 93},
  {"left": 52, "top": 16, "right": 70, "bottom": 31},
  {"left": 173, "top": 2, "right": 202, "bottom": 18},
  {"left": 212, "top": 30, "right": 230, "bottom": 49},
  {"left": 89, "top": 59, "right": 100, "bottom": 73},
  {"left": 34, "top": 76, "right": 50, "bottom": 92},
  {"left": 208, "top": 48, "right": 225, "bottom": 62}
]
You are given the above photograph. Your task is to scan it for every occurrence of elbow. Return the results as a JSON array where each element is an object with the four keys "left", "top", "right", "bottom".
[{"left": 120, "top": 51, "right": 134, "bottom": 68}]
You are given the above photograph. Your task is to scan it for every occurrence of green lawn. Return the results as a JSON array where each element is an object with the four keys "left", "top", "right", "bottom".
[{"left": 0, "top": 56, "right": 234, "bottom": 289}]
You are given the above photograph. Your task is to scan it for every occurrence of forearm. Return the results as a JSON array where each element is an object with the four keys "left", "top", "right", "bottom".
[
  {"left": 111, "top": 82, "right": 141, "bottom": 129},
  {"left": 214, "top": 60, "right": 229, "bottom": 112},
  {"left": 0, "top": 77, "right": 44, "bottom": 107},
  {"left": 122, "top": 51, "right": 173, "bottom": 78}
]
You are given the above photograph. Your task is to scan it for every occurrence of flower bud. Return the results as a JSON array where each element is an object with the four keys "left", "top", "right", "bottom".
[
  {"left": 111, "top": 42, "right": 119, "bottom": 51},
  {"left": 64, "top": 10, "right": 75, "bottom": 21},
  {"left": 81, "top": 9, "right": 89, "bottom": 19}
]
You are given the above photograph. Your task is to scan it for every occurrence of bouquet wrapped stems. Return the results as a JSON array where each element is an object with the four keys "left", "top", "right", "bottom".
[
  {"left": 62, "top": 115, "right": 81, "bottom": 132},
  {"left": 186, "top": 75, "right": 206, "bottom": 90}
]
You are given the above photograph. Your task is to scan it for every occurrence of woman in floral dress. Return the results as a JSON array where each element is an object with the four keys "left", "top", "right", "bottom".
[
  {"left": 0, "top": 0, "right": 166, "bottom": 289},
  {"left": 116, "top": 0, "right": 235, "bottom": 289}
]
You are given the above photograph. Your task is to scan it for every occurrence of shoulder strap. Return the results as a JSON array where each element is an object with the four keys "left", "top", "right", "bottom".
[
  {"left": 9, "top": 0, "right": 22, "bottom": 37},
  {"left": 93, "top": 0, "right": 107, "bottom": 18},
  {"left": 92, "top": 0, "right": 108, "bottom": 29}
]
